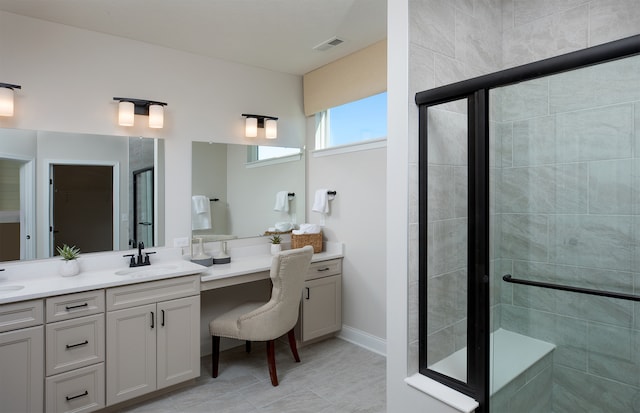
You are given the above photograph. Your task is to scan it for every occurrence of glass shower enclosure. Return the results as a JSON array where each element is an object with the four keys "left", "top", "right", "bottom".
[
  {"left": 489, "top": 51, "right": 640, "bottom": 412},
  {"left": 418, "top": 35, "right": 640, "bottom": 413}
]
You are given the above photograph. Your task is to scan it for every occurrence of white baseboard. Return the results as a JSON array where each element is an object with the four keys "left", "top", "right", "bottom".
[{"left": 337, "top": 325, "right": 386, "bottom": 356}]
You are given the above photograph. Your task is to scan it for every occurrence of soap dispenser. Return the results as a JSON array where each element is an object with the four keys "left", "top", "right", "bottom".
[
  {"left": 190, "top": 237, "right": 213, "bottom": 266},
  {"left": 213, "top": 241, "right": 231, "bottom": 264}
]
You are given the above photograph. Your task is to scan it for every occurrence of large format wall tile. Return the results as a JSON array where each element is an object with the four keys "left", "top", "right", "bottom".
[
  {"left": 555, "top": 104, "right": 634, "bottom": 162},
  {"left": 500, "top": 214, "right": 548, "bottom": 261},
  {"left": 548, "top": 214, "right": 633, "bottom": 271},
  {"left": 589, "top": 0, "right": 640, "bottom": 46},
  {"left": 428, "top": 218, "right": 467, "bottom": 276},
  {"left": 512, "top": 116, "right": 556, "bottom": 166},
  {"left": 498, "top": 164, "right": 588, "bottom": 214},
  {"left": 409, "top": 0, "right": 455, "bottom": 58},
  {"left": 588, "top": 324, "right": 640, "bottom": 387},
  {"left": 497, "top": 78, "right": 549, "bottom": 122},
  {"left": 428, "top": 165, "right": 455, "bottom": 221},
  {"left": 455, "top": 6, "right": 502, "bottom": 74},
  {"left": 503, "top": 5, "right": 588, "bottom": 68},
  {"left": 589, "top": 159, "right": 634, "bottom": 214},
  {"left": 501, "top": 304, "right": 587, "bottom": 371},
  {"left": 553, "top": 365, "right": 640, "bottom": 413},
  {"left": 427, "top": 108, "right": 468, "bottom": 166},
  {"left": 549, "top": 57, "right": 640, "bottom": 114},
  {"left": 513, "top": 0, "right": 590, "bottom": 26}
]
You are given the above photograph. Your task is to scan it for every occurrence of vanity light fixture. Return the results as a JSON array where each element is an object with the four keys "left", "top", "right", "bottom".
[
  {"left": 114, "top": 97, "right": 167, "bottom": 128},
  {"left": 242, "top": 114, "right": 278, "bottom": 139},
  {"left": 0, "top": 83, "right": 21, "bottom": 117}
]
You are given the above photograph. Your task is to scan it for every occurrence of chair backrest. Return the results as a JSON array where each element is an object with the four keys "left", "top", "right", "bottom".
[{"left": 267, "top": 245, "right": 314, "bottom": 332}]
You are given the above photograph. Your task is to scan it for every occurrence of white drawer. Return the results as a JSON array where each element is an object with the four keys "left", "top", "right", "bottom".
[
  {"left": 0, "top": 299, "right": 44, "bottom": 333},
  {"left": 106, "top": 274, "right": 200, "bottom": 311},
  {"left": 46, "top": 290, "right": 104, "bottom": 323},
  {"left": 46, "top": 314, "right": 104, "bottom": 376},
  {"left": 306, "top": 259, "right": 342, "bottom": 281},
  {"left": 46, "top": 363, "right": 105, "bottom": 413}
]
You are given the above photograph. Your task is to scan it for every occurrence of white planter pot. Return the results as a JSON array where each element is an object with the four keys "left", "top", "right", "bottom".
[
  {"left": 59, "top": 259, "right": 80, "bottom": 277},
  {"left": 270, "top": 244, "right": 282, "bottom": 255}
]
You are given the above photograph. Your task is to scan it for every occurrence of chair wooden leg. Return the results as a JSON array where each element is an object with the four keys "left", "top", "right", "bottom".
[
  {"left": 266, "top": 340, "right": 279, "bottom": 386},
  {"left": 211, "top": 336, "right": 220, "bottom": 378},
  {"left": 245, "top": 340, "right": 252, "bottom": 353},
  {"left": 287, "top": 328, "right": 301, "bottom": 362}
]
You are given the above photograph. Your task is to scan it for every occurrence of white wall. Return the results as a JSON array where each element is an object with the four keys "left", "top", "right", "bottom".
[
  {"left": 306, "top": 120, "right": 387, "bottom": 346},
  {"left": 0, "top": 10, "right": 305, "bottom": 249}
]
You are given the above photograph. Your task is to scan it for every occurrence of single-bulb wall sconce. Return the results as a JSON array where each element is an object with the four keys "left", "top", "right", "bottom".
[
  {"left": 113, "top": 97, "right": 167, "bottom": 128},
  {"left": 242, "top": 114, "right": 278, "bottom": 139},
  {"left": 0, "top": 83, "right": 21, "bottom": 117}
]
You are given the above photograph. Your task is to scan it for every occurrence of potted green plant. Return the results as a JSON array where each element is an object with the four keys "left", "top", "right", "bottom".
[
  {"left": 56, "top": 244, "right": 81, "bottom": 276},
  {"left": 269, "top": 235, "right": 282, "bottom": 255}
]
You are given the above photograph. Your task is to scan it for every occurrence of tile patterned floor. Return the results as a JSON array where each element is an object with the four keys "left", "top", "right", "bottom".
[{"left": 119, "top": 337, "right": 386, "bottom": 413}]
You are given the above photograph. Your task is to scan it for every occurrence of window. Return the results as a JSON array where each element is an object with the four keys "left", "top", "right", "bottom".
[
  {"left": 256, "top": 146, "right": 301, "bottom": 161},
  {"left": 316, "top": 92, "right": 387, "bottom": 149}
]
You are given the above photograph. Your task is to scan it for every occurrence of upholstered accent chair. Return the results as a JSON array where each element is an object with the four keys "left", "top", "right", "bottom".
[{"left": 209, "top": 245, "right": 314, "bottom": 386}]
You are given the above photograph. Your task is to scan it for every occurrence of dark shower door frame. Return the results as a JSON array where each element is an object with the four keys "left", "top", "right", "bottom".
[{"left": 416, "top": 34, "right": 640, "bottom": 412}]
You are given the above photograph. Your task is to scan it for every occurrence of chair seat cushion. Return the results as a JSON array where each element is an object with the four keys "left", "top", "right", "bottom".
[{"left": 209, "top": 301, "right": 266, "bottom": 340}]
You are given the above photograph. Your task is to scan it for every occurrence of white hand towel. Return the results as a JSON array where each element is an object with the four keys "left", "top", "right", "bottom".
[
  {"left": 191, "top": 195, "right": 211, "bottom": 230},
  {"left": 312, "top": 189, "right": 335, "bottom": 214},
  {"left": 274, "top": 191, "right": 289, "bottom": 212}
]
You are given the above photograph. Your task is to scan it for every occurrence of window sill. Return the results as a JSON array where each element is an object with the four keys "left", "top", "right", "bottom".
[
  {"left": 312, "top": 138, "right": 386, "bottom": 157},
  {"left": 404, "top": 374, "right": 478, "bottom": 413}
]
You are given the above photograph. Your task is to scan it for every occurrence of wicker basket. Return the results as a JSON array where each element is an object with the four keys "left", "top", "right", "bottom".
[{"left": 291, "top": 231, "right": 323, "bottom": 253}]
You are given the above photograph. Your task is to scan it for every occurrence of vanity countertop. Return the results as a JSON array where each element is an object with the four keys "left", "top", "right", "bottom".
[
  {"left": 0, "top": 259, "right": 207, "bottom": 305},
  {"left": 0, "top": 242, "right": 344, "bottom": 305},
  {"left": 200, "top": 248, "right": 344, "bottom": 283}
]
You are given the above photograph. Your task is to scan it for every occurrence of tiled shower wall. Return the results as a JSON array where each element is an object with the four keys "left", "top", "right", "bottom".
[
  {"left": 494, "top": 55, "right": 640, "bottom": 412},
  {"left": 408, "top": 0, "right": 640, "bottom": 381}
]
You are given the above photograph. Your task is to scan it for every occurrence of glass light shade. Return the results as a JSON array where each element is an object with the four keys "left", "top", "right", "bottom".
[
  {"left": 0, "top": 87, "right": 14, "bottom": 117},
  {"left": 245, "top": 117, "right": 258, "bottom": 138},
  {"left": 118, "top": 101, "right": 135, "bottom": 126},
  {"left": 265, "top": 119, "right": 277, "bottom": 139},
  {"left": 148, "top": 104, "right": 164, "bottom": 128}
]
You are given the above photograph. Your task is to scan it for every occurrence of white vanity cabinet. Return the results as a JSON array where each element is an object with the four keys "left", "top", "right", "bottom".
[
  {"left": 105, "top": 275, "right": 200, "bottom": 405},
  {"left": 299, "top": 258, "right": 342, "bottom": 342},
  {"left": 0, "top": 299, "right": 45, "bottom": 413},
  {"left": 45, "top": 290, "right": 106, "bottom": 413}
]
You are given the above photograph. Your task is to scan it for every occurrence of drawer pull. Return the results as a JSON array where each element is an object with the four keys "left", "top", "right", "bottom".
[
  {"left": 65, "top": 390, "right": 88, "bottom": 401},
  {"left": 317, "top": 267, "right": 330, "bottom": 272},
  {"left": 66, "top": 340, "right": 89, "bottom": 349},
  {"left": 65, "top": 303, "right": 89, "bottom": 311}
]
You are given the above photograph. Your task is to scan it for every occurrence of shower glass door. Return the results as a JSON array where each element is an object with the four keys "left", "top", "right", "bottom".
[{"left": 489, "top": 54, "right": 640, "bottom": 412}]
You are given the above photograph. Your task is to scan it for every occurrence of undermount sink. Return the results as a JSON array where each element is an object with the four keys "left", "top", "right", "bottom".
[
  {"left": 0, "top": 285, "right": 25, "bottom": 293},
  {"left": 114, "top": 264, "right": 180, "bottom": 277}
]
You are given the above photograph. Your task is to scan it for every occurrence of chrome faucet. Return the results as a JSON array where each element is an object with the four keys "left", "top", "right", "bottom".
[{"left": 123, "top": 242, "right": 155, "bottom": 267}]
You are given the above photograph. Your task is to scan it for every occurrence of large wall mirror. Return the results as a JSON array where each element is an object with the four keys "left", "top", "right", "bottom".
[
  {"left": 0, "top": 129, "right": 165, "bottom": 262},
  {"left": 191, "top": 141, "right": 305, "bottom": 241}
]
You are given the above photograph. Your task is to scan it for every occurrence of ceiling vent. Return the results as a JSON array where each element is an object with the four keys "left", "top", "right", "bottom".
[{"left": 313, "top": 37, "right": 345, "bottom": 52}]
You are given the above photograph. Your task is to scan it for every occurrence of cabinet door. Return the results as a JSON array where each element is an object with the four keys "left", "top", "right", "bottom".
[
  {"left": 301, "top": 275, "right": 342, "bottom": 342},
  {"left": 0, "top": 325, "right": 44, "bottom": 413},
  {"left": 156, "top": 295, "right": 200, "bottom": 389},
  {"left": 106, "top": 304, "right": 156, "bottom": 405}
]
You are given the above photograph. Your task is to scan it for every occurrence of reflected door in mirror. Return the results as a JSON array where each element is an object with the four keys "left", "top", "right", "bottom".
[{"left": 51, "top": 164, "right": 113, "bottom": 255}]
